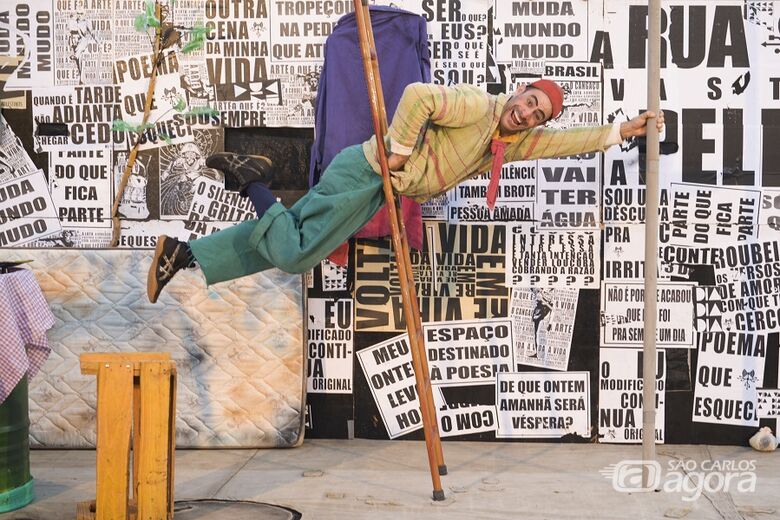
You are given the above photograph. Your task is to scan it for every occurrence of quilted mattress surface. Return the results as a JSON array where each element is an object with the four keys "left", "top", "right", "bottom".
[{"left": 6, "top": 249, "right": 305, "bottom": 448}]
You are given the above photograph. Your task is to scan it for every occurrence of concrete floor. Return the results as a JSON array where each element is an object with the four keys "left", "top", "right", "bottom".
[{"left": 4, "top": 440, "right": 779, "bottom": 519}]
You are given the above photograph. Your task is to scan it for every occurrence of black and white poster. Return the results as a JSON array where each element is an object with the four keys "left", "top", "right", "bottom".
[
  {"left": 661, "top": 184, "right": 761, "bottom": 247},
  {"left": 708, "top": 239, "right": 780, "bottom": 333},
  {"left": 535, "top": 154, "right": 600, "bottom": 229},
  {"left": 307, "top": 298, "right": 354, "bottom": 394},
  {"left": 506, "top": 224, "right": 599, "bottom": 288},
  {"left": 693, "top": 332, "right": 767, "bottom": 427},
  {"left": 112, "top": 0, "right": 149, "bottom": 58},
  {"left": 425, "top": 318, "right": 513, "bottom": 386},
  {"left": 495, "top": 0, "right": 590, "bottom": 63},
  {"left": 433, "top": 388, "right": 496, "bottom": 439},
  {"left": 54, "top": 0, "right": 113, "bottom": 85},
  {"left": 115, "top": 50, "right": 196, "bottom": 149},
  {"left": 49, "top": 149, "right": 112, "bottom": 228},
  {"left": 445, "top": 161, "right": 535, "bottom": 223},
  {"left": 510, "top": 287, "right": 578, "bottom": 371},
  {"left": 0, "top": 169, "right": 61, "bottom": 246},
  {"left": 601, "top": 282, "right": 695, "bottom": 348},
  {"left": 357, "top": 334, "right": 422, "bottom": 439},
  {"left": 207, "top": 0, "right": 275, "bottom": 127},
  {"left": 113, "top": 148, "right": 157, "bottom": 221},
  {"left": 0, "top": 55, "right": 25, "bottom": 109},
  {"left": 159, "top": 128, "right": 223, "bottom": 219},
  {"left": 542, "top": 61, "right": 601, "bottom": 130},
  {"left": 392, "top": 0, "right": 490, "bottom": 86},
  {"left": 496, "top": 371, "right": 590, "bottom": 439},
  {"left": 31, "top": 85, "right": 125, "bottom": 151},
  {"left": 186, "top": 176, "right": 254, "bottom": 223},
  {"left": 0, "top": 0, "right": 54, "bottom": 89},
  {"left": 599, "top": 348, "right": 666, "bottom": 444},
  {"left": 355, "top": 223, "right": 509, "bottom": 332},
  {"left": 756, "top": 388, "right": 780, "bottom": 419},
  {"left": 320, "top": 259, "right": 348, "bottom": 292},
  {"left": 0, "top": 115, "right": 36, "bottom": 179}
]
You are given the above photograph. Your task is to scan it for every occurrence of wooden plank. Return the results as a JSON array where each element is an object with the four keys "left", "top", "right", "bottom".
[
  {"left": 132, "top": 381, "right": 141, "bottom": 501},
  {"left": 76, "top": 500, "right": 95, "bottom": 519},
  {"left": 81, "top": 353, "right": 171, "bottom": 375},
  {"left": 137, "top": 361, "right": 173, "bottom": 519},
  {"left": 96, "top": 363, "right": 133, "bottom": 520},
  {"left": 167, "top": 367, "right": 177, "bottom": 519}
]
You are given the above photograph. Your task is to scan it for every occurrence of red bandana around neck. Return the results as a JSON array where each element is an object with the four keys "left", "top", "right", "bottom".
[{"left": 486, "top": 138, "right": 507, "bottom": 210}]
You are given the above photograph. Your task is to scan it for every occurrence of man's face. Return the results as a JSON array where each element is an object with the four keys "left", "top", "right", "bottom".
[{"left": 498, "top": 85, "right": 554, "bottom": 135}]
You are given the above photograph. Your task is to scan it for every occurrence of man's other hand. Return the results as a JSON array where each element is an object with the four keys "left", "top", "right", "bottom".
[
  {"left": 620, "top": 110, "right": 665, "bottom": 139},
  {"left": 387, "top": 153, "right": 410, "bottom": 171}
]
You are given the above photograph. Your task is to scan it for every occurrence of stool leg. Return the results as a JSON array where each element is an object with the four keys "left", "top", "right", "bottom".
[
  {"left": 167, "top": 368, "right": 177, "bottom": 519},
  {"left": 137, "top": 362, "right": 174, "bottom": 519},
  {"left": 132, "top": 381, "right": 141, "bottom": 502},
  {"left": 96, "top": 364, "right": 134, "bottom": 520}
]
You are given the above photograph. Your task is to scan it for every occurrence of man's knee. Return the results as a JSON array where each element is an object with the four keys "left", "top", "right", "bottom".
[{"left": 268, "top": 249, "right": 318, "bottom": 274}]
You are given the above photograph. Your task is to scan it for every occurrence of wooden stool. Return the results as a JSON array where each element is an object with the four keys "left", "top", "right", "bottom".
[{"left": 77, "top": 353, "right": 177, "bottom": 520}]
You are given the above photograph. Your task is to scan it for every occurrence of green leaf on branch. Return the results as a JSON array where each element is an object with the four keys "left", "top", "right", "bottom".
[
  {"left": 182, "top": 106, "right": 219, "bottom": 117},
  {"left": 180, "top": 38, "right": 203, "bottom": 54},
  {"left": 145, "top": 0, "right": 161, "bottom": 28},
  {"left": 181, "top": 21, "right": 207, "bottom": 54},
  {"left": 133, "top": 1, "right": 161, "bottom": 32},
  {"left": 189, "top": 21, "right": 209, "bottom": 39},
  {"left": 112, "top": 120, "right": 156, "bottom": 134},
  {"left": 172, "top": 96, "right": 187, "bottom": 112},
  {"left": 134, "top": 13, "right": 147, "bottom": 32},
  {"left": 159, "top": 133, "right": 173, "bottom": 145},
  {"left": 112, "top": 120, "right": 136, "bottom": 133}
]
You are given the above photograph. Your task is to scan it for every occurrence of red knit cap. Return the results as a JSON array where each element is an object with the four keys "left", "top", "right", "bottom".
[{"left": 529, "top": 79, "right": 564, "bottom": 120}]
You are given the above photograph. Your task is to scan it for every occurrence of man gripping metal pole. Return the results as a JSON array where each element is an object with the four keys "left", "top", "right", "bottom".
[{"left": 145, "top": 2, "right": 664, "bottom": 501}]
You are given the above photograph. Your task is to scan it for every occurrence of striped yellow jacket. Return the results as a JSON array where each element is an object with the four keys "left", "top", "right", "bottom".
[{"left": 361, "top": 83, "right": 615, "bottom": 202}]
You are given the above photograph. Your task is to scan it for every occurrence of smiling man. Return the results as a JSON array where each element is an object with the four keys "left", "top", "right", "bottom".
[{"left": 147, "top": 80, "right": 664, "bottom": 303}]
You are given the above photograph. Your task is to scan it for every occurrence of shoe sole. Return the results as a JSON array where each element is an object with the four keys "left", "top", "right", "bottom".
[
  {"left": 147, "top": 235, "right": 168, "bottom": 304},
  {"left": 207, "top": 154, "right": 273, "bottom": 190}
]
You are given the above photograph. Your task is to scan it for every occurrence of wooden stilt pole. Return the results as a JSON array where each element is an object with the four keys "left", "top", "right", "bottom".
[
  {"left": 352, "top": 0, "right": 446, "bottom": 500},
  {"left": 354, "top": 3, "right": 447, "bottom": 477}
]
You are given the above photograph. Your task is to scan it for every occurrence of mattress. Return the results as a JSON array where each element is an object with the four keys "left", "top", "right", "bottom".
[{"left": 6, "top": 249, "right": 305, "bottom": 448}]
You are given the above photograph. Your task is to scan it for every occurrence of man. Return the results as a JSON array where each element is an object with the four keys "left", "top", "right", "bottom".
[
  {"left": 147, "top": 80, "right": 664, "bottom": 303},
  {"left": 530, "top": 289, "right": 554, "bottom": 358}
]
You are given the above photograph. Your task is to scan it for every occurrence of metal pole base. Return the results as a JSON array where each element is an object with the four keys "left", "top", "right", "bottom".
[
  {"left": 432, "top": 490, "right": 446, "bottom": 501},
  {"left": 438, "top": 464, "right": 448, "bottom": 476}
]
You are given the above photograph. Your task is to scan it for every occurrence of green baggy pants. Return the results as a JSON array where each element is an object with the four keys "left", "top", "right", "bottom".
[{"left": 189, "top": 145, "right": 386, "bottom": 285}]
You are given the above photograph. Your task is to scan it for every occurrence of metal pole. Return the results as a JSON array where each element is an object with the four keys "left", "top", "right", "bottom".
[
  {"left": 642, "top": 0, "right": 661, "bottom": 489},
  {"left": 352, "top": 0, "right": 446, "bottom": 500}
]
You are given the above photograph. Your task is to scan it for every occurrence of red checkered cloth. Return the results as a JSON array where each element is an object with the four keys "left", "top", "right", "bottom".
[{"left": 0, "top": 269, "right": 55, "bottom": 404}]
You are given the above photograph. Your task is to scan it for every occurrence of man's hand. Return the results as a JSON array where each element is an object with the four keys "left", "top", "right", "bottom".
[
  {"left": 620, "top": 110, "right": 665, "bottom": 140},
  {"left": 387, "top": 153, "right": 410, "bottom": 171}
]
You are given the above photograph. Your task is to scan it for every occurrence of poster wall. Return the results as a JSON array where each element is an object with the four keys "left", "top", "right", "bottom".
[{"left": 1, "top": 0, "right": 779, "bottom": 446}]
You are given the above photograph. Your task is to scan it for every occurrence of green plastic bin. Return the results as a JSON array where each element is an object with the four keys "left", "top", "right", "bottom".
[{"left": 0, "top": 376, "right": 34, "bottom": 513}]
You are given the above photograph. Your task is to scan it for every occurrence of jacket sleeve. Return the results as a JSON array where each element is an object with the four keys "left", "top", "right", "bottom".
[
  {"left": 387, "top": 83, "right": 490, "bottom": 155},
  {"left": 507, "top": 124, "right": 616, "bottom": 161}
]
